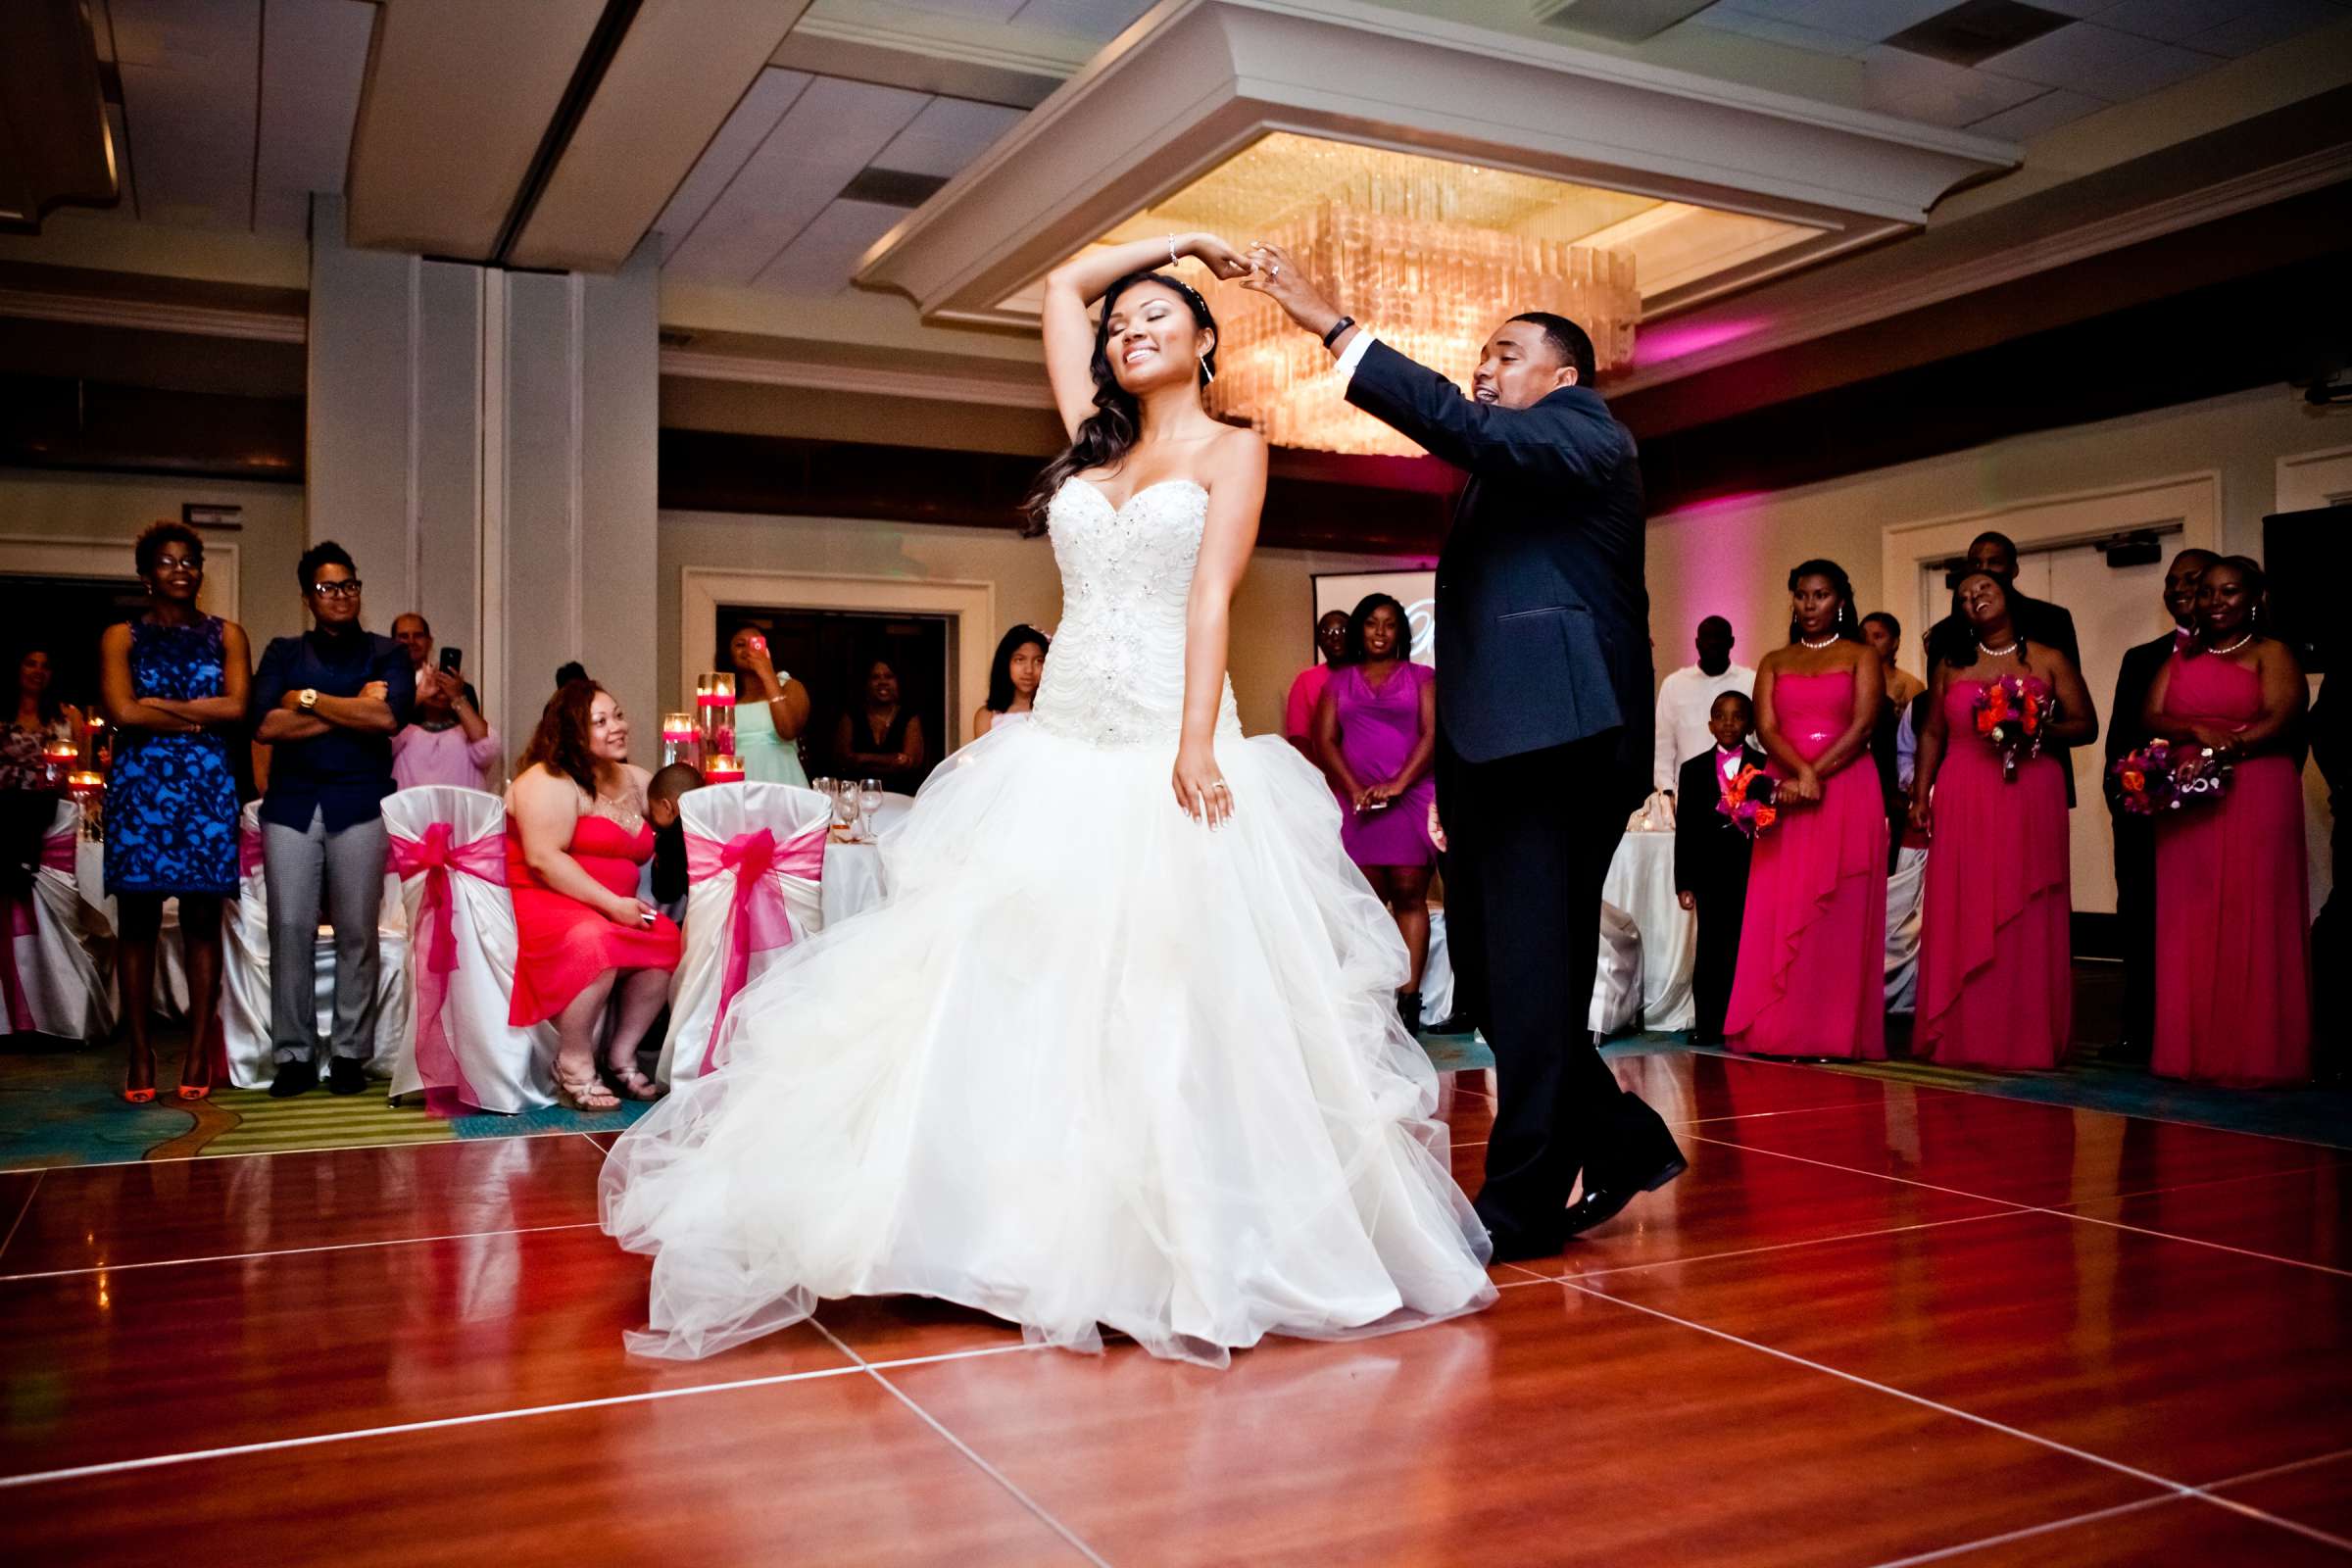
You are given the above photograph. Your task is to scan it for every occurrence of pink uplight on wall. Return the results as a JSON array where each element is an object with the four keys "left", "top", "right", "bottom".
[{"left": 1628, "top": 318, "right": 1767, "bottom": 367}]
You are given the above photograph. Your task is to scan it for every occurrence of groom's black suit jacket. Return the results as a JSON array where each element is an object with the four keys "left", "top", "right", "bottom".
[{"left": 1346, "top": 340, "right": 1652, "bottom": 803}]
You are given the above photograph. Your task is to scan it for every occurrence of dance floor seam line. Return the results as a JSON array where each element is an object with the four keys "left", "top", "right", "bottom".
[
  {"left": 2065, "top": 1160, "right": 2346, "bottom": 1206},
  {"left": 0, "top": 1218, "right": 605, "bottom": 1283},
  {"left": 0, "top": 1338, "right": 1050, "bottom": 1491},
  {"left": 1685, "top": 1132, "right": 2352, "bottom": 1281},
  {"left": 0, "top": 1170, "right": 43, "bottom": 1266},
  {"left": 1694, "top": 1049, "right": 2352, "bottom": 1154},
  {"left": 814, "top": 1322, "right": 1113, "bottom": 1568},
  {"left": 1504, "top": 1207, "right": 2030, "bottom": 1288},
  {"left": 0, "top": 1123, "right": 593, "bottom": 1177},
  {"left": 1563, "top": 1280, "right": 2206, "bottom": 1499},
  {"left": 1858, "top": 1492, "right": 2184, "bottom": 1568}
]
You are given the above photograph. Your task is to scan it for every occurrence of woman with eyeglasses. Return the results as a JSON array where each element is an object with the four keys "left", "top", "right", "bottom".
[{"left": 98, "top": 521, "right": 252, "bottom": 1101}]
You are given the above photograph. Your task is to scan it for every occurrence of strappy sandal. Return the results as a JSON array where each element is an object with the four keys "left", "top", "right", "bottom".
[
  {"left": 555, "top": 1060, "right": 619, "bottom": 1112},
  {"left": 606, "top": 1059, "right": 662, "bottom": 1102}
]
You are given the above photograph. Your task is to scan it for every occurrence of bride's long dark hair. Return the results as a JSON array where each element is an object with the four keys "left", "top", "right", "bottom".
[{"left": 1020, "top": 271, "right": 1219, "bottom": 536}]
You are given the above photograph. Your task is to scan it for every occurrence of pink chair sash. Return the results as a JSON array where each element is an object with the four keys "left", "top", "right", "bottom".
[
  {"left": 685, "top": 824, "right": 826, "bottom": 1064},
  {"left": 2, "top": 828, "right": 79, "bottom": 1027},
  {"left": 239, "top": 822, "right": 265, "bottom": 881},
  {"left": 385, "top": 821, "right": 508, "bottom": 1114}
]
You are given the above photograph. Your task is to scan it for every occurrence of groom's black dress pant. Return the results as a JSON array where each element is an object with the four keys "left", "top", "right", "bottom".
[{"left": 1441, "top": 731, "right": 1671, "bottom": 1250}]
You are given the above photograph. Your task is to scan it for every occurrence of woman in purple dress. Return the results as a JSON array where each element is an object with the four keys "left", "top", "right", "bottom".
[{"left": 1314, "top": 593, "right": 1438, "bottom": 1033}]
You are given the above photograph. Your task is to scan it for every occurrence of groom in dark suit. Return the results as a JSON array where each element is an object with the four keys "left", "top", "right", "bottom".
[{"left": 1246, "top": 243, "right": 1684, "bottom": 1259}]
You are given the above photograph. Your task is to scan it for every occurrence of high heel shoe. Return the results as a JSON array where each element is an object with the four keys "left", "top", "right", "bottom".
[
  {"left": 123, "top": 1053, "right": 157, "bottom": 1104},
  {"left": 177, "top": 1064, "right": 213, "bottom": 1102}
]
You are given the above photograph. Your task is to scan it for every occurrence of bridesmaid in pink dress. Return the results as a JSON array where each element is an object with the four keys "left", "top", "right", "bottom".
[
  {"left": 1727, "top": 560, "right": 1888, "bottom": 1058},
  {"left": 1909, "top": 572, "right": 2098, "bottom": 1070},
  {"left": 2141, "top": 557, "right": 2312, "bottom": 1086}
]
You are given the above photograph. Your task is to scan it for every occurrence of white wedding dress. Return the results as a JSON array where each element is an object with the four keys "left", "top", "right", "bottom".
[{"left": 600, "top": 477, "right": 1496, "bottom": 1366}]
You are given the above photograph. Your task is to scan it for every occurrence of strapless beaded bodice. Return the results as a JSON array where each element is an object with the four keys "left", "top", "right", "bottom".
[{"left": 1031, "top": 478, "right": 1242, "bottom": 748}]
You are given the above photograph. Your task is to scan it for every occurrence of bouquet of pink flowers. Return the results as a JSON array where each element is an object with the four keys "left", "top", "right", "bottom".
[
  {"left": 1716, "top": 764, "right": 1779, "bottom": 840},
  {"left": 2109, "top": 739, "right": 2231, "bottom": 816},
  {"left": 1974, "top": 673, "right": 2054, "bottom": 783}
]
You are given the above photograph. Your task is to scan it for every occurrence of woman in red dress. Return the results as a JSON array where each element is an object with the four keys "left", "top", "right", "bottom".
[
  {"left": 1909, "top": 571, "right": 2097, "bottom": 1070},
  {"left": 1725, "top": 560, "right": 1888, "bottom": 1059},
  {"left": 2140, "top": 557, "right": 2311, "bottom": 1086},
  {"left": 507, "top": 680, "right": 681, "bottom": 1109}
]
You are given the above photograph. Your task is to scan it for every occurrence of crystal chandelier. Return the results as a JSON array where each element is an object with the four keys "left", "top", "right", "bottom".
[{"left": 1166, "top": 140, "right": 1641, "bottom": 456}]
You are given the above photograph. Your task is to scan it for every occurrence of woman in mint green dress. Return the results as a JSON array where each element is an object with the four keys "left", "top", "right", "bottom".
[{"left": 726, "top": 626, "right": 811, "bottom": 788}]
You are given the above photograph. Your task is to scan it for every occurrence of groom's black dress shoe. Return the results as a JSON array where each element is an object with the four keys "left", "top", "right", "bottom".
[{"left": 1559, "top": 1143, "right": 1689, "bottom": 1240}]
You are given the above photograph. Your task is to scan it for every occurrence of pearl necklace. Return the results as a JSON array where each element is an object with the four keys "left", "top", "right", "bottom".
[
  {"left": 2209, "top": 631, "right": 2254, "bottom": 657},
  {"left": 1977, "top": 638, "right": 2022, "bottom": 659},
  {"left": 1798, "top": 633, "right": 1840, "bottom": 650}
]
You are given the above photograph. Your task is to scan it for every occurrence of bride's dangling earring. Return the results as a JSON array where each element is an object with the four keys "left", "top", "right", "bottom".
[{"left": 1199, "top": 354, "right": 1214, "bottom": 387}]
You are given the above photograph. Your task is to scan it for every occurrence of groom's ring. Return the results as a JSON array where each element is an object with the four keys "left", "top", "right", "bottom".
[{"left": 1268, "top": 263, "right": 1281, "bottom": 279}]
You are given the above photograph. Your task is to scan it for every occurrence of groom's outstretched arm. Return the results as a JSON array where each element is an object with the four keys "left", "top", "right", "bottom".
[{"left": 1344, "top": 338, "right": 1623, "bottom": 491}]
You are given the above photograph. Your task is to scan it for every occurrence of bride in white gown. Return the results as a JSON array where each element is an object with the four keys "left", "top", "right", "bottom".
[{"left": 600, "top": 231, "right": 1496, "bottom": 1366}]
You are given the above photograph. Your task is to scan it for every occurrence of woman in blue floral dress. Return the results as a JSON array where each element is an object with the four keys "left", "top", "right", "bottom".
[{"left": 100, "top": 521, "right": 251, "bottom": 1102}]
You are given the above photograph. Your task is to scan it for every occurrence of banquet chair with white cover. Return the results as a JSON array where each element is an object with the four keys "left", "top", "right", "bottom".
[
  {"left": 220, "top": 801, "right": 411, "bottom": 1090},
  {"left": 381, "top": 786, "right": 556, "bottom": 1113},
  {"left": 2, "top": 799, "right": 115, "bottom": 1040},
  {"left": 660, "top": 780, "right": 830, "bottom": 1087}
]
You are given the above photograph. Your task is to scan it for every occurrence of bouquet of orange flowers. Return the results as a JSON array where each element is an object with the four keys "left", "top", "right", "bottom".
[
  {"left": 2110, "top": 739, "right": 2230, "bottom": 816},
  {"left": 1716, "top": 763, "right": 1779, "bottom": 840},
  {"left": 1974, "top": 673, "right": 2054, "bottom": 783}
]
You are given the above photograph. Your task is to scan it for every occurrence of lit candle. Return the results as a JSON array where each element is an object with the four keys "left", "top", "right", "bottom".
[
  {"left": 661, "top": 711, "right": 698, "bottom": 768},
  {"left": 702, "top": 754, "right": 745, "bottom": 784},
  {"left": 696, "top": 673, "right": 737, "bottom": 758}
]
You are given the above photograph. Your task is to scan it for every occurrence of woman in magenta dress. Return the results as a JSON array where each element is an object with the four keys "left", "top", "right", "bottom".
[
  {"left": 507, "top": 680, "right": 682, "bottom": 1109},
  {"left": 2140, "top": 557, "right": 2311, "bottom": 1086},
  {"left": 1726, "top": 560, "right": 1888, "bottom": 1058},
  {"left": 1909, "top": 572, "right": 2097, "bottom": 1070},
  {"left": 1314, "top": 593, "right": 1439, "bottom": 1033}
]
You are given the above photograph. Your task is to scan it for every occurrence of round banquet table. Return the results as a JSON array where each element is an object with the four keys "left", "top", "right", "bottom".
[
  {"left": 1602, "top": 828, "right": 1694, "bottom": 1032},
  {"left": 821, "top": 840, "right": 887, "bottom": 927}
]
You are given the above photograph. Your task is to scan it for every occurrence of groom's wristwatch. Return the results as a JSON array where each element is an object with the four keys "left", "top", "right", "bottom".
[{"left": 1321, "top": 315, "right": 1356, "bottom": 349}]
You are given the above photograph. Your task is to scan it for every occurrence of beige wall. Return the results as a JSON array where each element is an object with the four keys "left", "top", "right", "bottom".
[
  {"left": 1644, "top": 386, "right": 2346, "bottom": 673},
  {"left": 0, "top": 467, "right": 310, "bottom": 649},
  {"left": 658, "top": 509, "right": 1427, "bottom": 741}
]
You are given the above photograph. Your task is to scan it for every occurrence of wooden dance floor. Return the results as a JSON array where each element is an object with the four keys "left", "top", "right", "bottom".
[{"left": 3, "top": 1051, "right": 2346, "bottom": 1565}]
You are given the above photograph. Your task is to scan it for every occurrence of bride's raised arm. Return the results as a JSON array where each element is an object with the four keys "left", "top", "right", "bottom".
[{"left": 1040, "top": 232, "right": 1249, "bottom": 439}]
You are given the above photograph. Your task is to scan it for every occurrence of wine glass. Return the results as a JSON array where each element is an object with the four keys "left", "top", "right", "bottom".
[
  {"left": 830, "top": 777, "right": 858, "bottom": 834},
  {"left": 858, "top": 778, "right": 884, "bottom": 841}
]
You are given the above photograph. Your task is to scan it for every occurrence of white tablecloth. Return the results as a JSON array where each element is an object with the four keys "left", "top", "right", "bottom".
[
  {"left": 1603, "top": 830, "right": 1694, "bottom": 1032},
  {"left": 1418, "top": 903, "right": 1642, "bottom": 1037},
  {"left": 822, "top": 841, "right": 887, "bottom": 927}
]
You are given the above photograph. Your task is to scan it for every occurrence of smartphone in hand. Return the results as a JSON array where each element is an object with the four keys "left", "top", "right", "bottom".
[{"left": 438, "top": 646, "right": 464, "bottom": 673}]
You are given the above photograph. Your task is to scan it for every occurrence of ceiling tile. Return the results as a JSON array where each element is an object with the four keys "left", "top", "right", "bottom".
[
  {"left": 1965, "top": 84, "right": 2109, "bottom": 136},
  {"left": 1767, "top": 0, "right": 1958, "bottom": 41},
  {"left": 1979, "top": 20, "right": 2168, "bottom": 83},
  {"left": 1859, "top": 43, "right": 2048, "bottom": 125},
  {"left": 110, "top": 0, "right": 262, "bottom": 230},
  {"left": 2186, "top": 0, "right": 2350, "bottom": 55},
  {"left": 2096, "top": 0, "right": 2249, "bottom": 41},
  {"left": 252, "top": 0, "right": 373, "bottom": 234},
  {"left": 2075, "top": 37, "right": 2224, "bottom": 90},
  {"left": 653, "top": 69, "right": 811, "bottom": 262},
  {"left": 664, "top": 76, "right": 930, "bottom": 286},
  {"left": 1008, "top": 0, "right": 1159, "bottom": 37},
  {"left": 871, "top": 96, "right": 1027, "bottom": 178},
  {"left": 757, "top": 198, "right": 907, "bottom": 293},
  {"left": 1686, "top": 6, "right": 1873, "bottom": 53},
  {"left": 895, "top": 0, "right": 1027, "bottom": 21}
]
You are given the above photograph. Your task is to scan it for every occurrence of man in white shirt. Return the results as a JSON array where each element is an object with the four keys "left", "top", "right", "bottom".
[{"left": 1653, "top": 616, "right": 1754, "bottom": 795}]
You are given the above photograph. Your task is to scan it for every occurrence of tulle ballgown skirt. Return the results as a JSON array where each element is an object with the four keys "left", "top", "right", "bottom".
[
  {"left": 1724, "top": 759, "right": 1888, "bottom": 1059},
  {"left": 599, "top": 720, "right": 1496, "bottom": 1366},
  {"left": 1916, "top": 747, "right": 2073, "bottom": 1070},
  {"left": 2153, "top": 754, "right": 2312, "bottom": 1085}
]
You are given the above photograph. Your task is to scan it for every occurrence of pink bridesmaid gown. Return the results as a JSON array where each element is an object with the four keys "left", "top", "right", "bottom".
[
  {"left": 1916, "top": 677, "right": 2073, "bottom": 1069},
  {"left": 2152, "top": 653, "right": 2312, "bottom": 1085},
  {"left": 1726, "top": 667, "right": 1887, "bottom": 1058}
]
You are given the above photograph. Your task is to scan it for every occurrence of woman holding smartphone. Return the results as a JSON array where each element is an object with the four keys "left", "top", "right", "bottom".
[
  {"left": 726, "top": 624, "right": 811, "bottom": 787},
  {"left": 391, "top": 645, "right": 501, "bottom": 791}
]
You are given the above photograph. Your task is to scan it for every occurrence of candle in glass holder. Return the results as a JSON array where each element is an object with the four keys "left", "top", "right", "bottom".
[
  {"left": 702, "top": 753, "right": 745, "bottom": 784},
  {"left": 661, "top": 711, "right": 699, "bottom": 768},
  {"left": 696, "top": 672, "right": 737, "bottom": 758},
  {"left": 41, "top": 739, "right": 78, "bottom": 790}
]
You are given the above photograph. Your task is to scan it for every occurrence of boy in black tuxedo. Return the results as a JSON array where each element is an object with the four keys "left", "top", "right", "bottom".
[{"left": 1675, "top": 692, "right": 1765, "bottom": 1044}]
